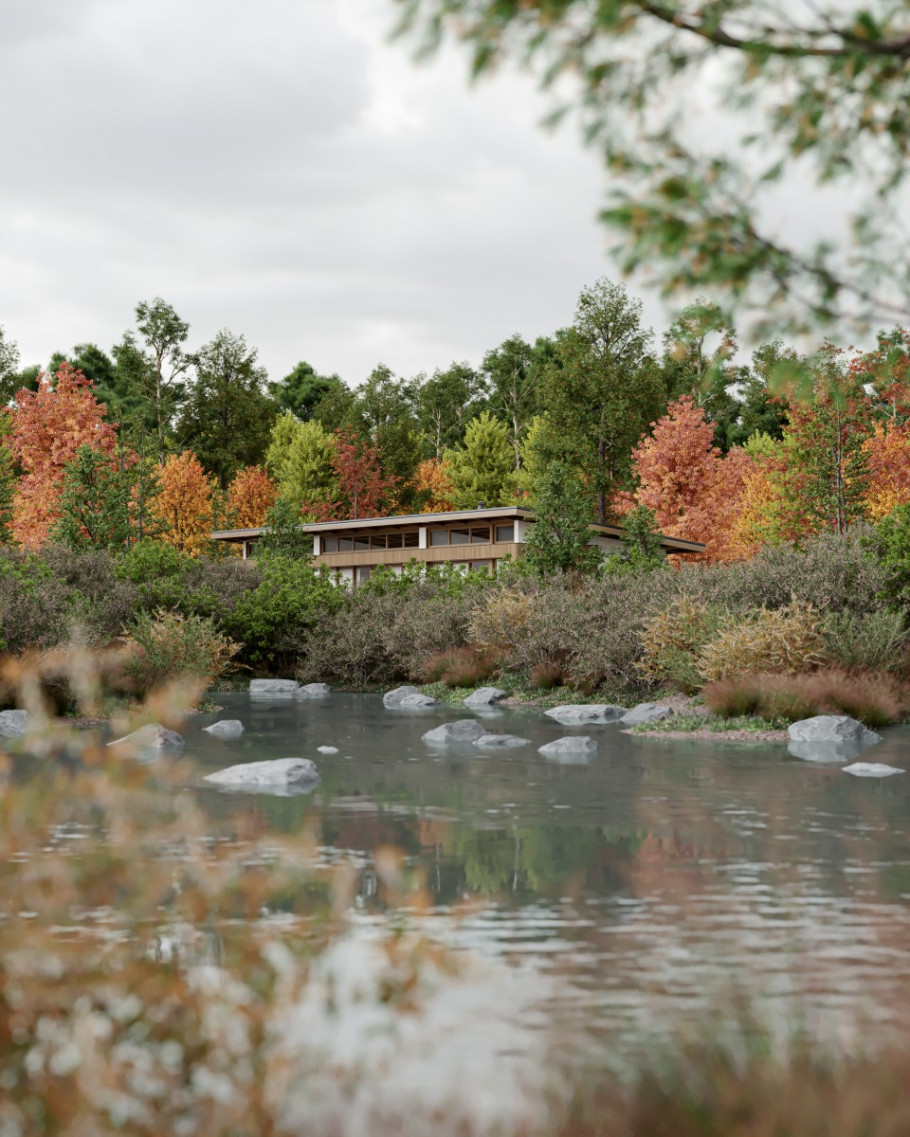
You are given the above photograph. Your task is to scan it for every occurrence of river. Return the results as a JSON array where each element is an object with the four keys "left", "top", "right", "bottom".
[{"left": 189, "top": 690, "right": 910, "bottom": 1065}]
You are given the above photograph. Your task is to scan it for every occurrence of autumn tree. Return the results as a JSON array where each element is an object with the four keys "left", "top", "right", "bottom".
[
  {"left": 148, "top": 450, "right": 215, "bottom": 556},
  {"left": 414, "top": 458, "right": 455, "bottom": 512},
  {"left": 304, "top": 430, "right": 397, "bottom": 521},
  {"left": 227, "top": 465, "right": 278, "bottom": 528},
  {"left": 864, "top": 424, "right": 910, "bottom": 522},
  {"left": 444, "top": 411, "right": 516, "bottom": 509},
  {"left": 8, "top": 364, "right": 119, "bottom": 549},
  {"left": 631, "top": 396, "right": 754, "bottom": 562}
]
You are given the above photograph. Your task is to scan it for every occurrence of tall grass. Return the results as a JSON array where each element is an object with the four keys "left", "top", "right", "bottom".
[{"left": 704, "top": 670, "right": 909, "bottom": 727}]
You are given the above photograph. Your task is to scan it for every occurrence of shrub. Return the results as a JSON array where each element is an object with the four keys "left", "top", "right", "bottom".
[
  {"left": 122, "top": 610, "right": 239, "bottom": 696},
  {"left": 114, "top": 539, "right": 193, "bottom": 610},
  {"left": 530, "top": 660, "right": 565, "bottom": 689},
  {"left": 697, "top": 600, "right": 827, "bottom": 683},
  {"left": 822, "top": 608, "right": 909, "bottom": 673},
  {"left": 421, "top": 646, "right": 499, "bottom": 687},
  {"left": 468, "top": 589, "right": 535, "bottom": 657},
  {"left": 704, "top": 670, "right": 908, "bottom": 727},
  {"left": 638, "top": 596, "right": 726, "bottom": 693},
  {"left": 225, "top": 556, "right": 342, "bottom": 668}
]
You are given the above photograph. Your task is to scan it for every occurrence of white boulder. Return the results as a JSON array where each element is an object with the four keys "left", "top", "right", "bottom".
[
  {"left": 0, "top": 709, "right": 29, "bottom": 737},
  {"left": 317, "top": 745, "right": 339, "bottom": 754},
  {"left": 538, "top": 735, "right": 597, "bottom": 761},
  {"left": 205, "top": 757, "right": 320, "bottom": 790},
  {"left": 788, "top": 715, "right": 881, "bottom": 745},
  {"left": 384, "top": 686, "right": 438, "bottom": 709},
  {"left": 250, "top": 679, "right": 300, "bottom": 697},
  {"left": 621, "top": 704, "right": 675, "bottom": 726},
  {"left": 463, "top": 687, "right": 508, "bottom": 708},
  {"left": 545, "top": 705, "right": 626, "bottom": 726},
  {"left": 473, "top": 734, "right": 531, "bottom": 748},
  {"left": 423, "top": 719, "right": 487, "bottom": 744},
  {"left": 107, "top": 723, "right": 185, "bottom": 753},
  {"left": 843, "top": 763, "right": 904, "bottom": 777},
  {"left": 202, "top": 719, "right": 244, "bottom": 739},
  {"left": 296, "top": 683, "right": 332, "bottom": 698}
]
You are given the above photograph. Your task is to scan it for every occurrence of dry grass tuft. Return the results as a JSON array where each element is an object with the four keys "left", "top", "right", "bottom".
[
  {"left": 420, "top": 645, "right": 500, "bottom": 688},
  {"left": 704, "top": 669, "right": 909, "bottom": 727}
]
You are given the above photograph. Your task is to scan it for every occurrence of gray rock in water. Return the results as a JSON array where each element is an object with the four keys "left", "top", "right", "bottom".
[
  {"left": 249, "top": 679, "right": 300, "bottom": 697},
  {"left": 316, "top": 745, "right": 339, "bottom": 754},
  {"left": 422, "top": 719, "right": 487, "bottom": 744},
  {"left": 0, "top": 709, "right": 29, "bottom": 738},
  {"left": 295, "top": 683, "right": 332, "bottom": 699},
  {"left": 107, "top": 723, "right": 185, "bottom": 753},
  {"left": 545, "top": 704, "right": 626, "bottom": 726},
  {"left": 383, "top": 685, "right": 438, "bottom": 709},
  {"left": 788, "top": 715, "right": 881, "bottom": 746},
  {"left": 843, "top": 762, "right": 904, "bottom": 777},
  {"left": 463, "top": 687, "right": 508, "bottom": 708},
  {"left": 203, "top": 719, "right": 244, "bottom": 739},
  {"left": 473, "top": 733, "right": 530, "bottom": 748},
  {"left": 538, "top": 735, "right": 597, "bottom": 763},
  {"left": 621, "top": 703, "right": 675, "bottom": 726},
  {"left": 205, "top": 757, "right": 320, "bottom": 791}
]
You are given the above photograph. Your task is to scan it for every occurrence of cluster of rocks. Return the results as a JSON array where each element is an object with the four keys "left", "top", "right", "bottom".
[
  {"left": 787, "top": 715, "right": 903, "bottom": 774},
  {"left": 249, "top": 680, "right": 332, "bottom": 699}
]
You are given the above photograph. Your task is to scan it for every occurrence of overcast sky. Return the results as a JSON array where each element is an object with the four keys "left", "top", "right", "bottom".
[{"left": 0, "top": 0, "right": 650, "bottom": 386}]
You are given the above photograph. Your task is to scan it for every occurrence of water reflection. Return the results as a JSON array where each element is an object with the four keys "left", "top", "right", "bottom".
[{"left": 189, "top": 692, "right": 910, "bottom": 1051}]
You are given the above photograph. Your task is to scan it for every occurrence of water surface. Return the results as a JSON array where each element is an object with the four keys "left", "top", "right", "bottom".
[{"left": 190, "top": 692, "right": 910, "bottom": 1055}]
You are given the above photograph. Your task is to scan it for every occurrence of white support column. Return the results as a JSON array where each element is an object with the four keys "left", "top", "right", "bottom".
[
  {"left": 514, "top": 519, "right": 525, "bottom": 543},
  {"left": 418, "top": 526, "right": 428, "bottom": 549},
  {"left": 242, "top": 541, "right": 248, "bottom": 560},
  {"left": 313, "top": 534, "right": 321, "bottom": 556}
]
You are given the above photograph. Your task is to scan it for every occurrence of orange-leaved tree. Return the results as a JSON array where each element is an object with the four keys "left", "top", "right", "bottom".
[
  {"left": 148, "top": 450, "right": 215, "bottom": 556},
  {"left": 8, "top": 363, "right": 119, "bottom": 549},
  {"left": 864, "top": 424, "right": 910, "bottom": 522},
  {"left": 630, "top": 396, "right": 754, "bottom": 562},
  {"left": 414, "top": 458, "right": 455, "bottom": 513},
  {"left": 227, "top": 465, "right": 277, "bottom": 528}
]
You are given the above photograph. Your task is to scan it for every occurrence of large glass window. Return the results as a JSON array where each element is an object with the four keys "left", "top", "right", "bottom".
[
  {"left": 355, "top": 566, "right": 372, "bottom": 585},
  {"left": 471, "top": 527, "right": 490, "bottom": 543},
  {"left": 495, "top": 524, "right": 514, "bottom": 543},
  {"left": 354, "top": 535, "right": 370, "bottom": 551},
  {"left": 387, "top": 533, "right": 403, "bottom": 549},
  {"left": 450, "top": 528, "right": 470, "bottom": 545},
  {"left": 323, "top": 536, "right": 338, "bottom": 553},
  {"left": 470, "top": 561, "right": 492, "bottom": 574},
  {"left": 338, "top": 537, "right": 353, "bottom": 551},
  {"left": 370, "top": 535, "right": 387, "bottom": 549},
  {"left": 404, "top": 531, "right": 419, "bottom": 548},
  {"left": 429, "top": 529, "right": 448, "bottom": 546}
]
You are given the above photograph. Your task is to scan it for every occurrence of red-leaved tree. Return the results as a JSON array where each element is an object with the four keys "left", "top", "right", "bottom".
[
  {"left": 303, "top": 430, "right": 398, "bottom": 521},
  {"left": 9, "top": 364, "right": 119, "bottom": 549},
  {"left": 630, "top": 396, "right": 754, "bottom": 562}
]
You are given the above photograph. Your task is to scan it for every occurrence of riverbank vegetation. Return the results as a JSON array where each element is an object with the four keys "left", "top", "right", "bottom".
[{"left": 5, "top": 285, "right": 910, "bottom": 721}]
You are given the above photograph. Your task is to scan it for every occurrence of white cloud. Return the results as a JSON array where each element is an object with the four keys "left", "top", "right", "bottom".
[{"left": 0, "top": 0, "right": 649, "bottom": 386}]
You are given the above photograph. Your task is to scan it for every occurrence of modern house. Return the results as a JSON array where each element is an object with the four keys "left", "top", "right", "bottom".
[{"left": 211, "top": 506, "right": 705, "bottom": 587}]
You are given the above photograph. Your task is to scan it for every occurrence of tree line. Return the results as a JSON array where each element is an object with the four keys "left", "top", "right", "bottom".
[{"left": 1, "top": 277, "right": 910, "bottom": 563}]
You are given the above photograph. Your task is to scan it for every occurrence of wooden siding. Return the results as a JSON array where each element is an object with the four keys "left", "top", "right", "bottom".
[{"left": 317, "top": 543, "right": 520, "bottom": 569}]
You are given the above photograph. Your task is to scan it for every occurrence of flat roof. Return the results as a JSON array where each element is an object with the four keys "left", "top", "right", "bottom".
[{"left": 212, "top": 505, "right": 706, "bottom": 554}]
